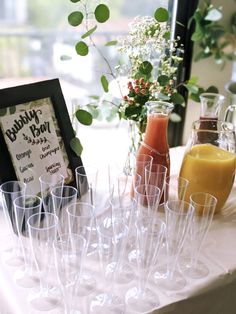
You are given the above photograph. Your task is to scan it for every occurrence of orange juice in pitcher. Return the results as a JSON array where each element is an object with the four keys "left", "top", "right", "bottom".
[{"left": 180, "top": 120, "right": 236, "bottom": 213}]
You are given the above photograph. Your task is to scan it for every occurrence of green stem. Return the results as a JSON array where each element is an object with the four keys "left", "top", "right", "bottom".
[{"left": 83, "top": 1, "right": 123, "bottom": 98}]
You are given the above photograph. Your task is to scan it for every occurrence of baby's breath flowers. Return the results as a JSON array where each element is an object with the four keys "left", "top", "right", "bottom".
[
  {"left": 116, "top": 14, "right": 185, "bottom": 133},
  {"left": 68, "top": 3, "right": 218, "bottom": 157}
]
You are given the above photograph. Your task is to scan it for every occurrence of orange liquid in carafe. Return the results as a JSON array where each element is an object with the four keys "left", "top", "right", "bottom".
[{"left": 179, "top": 144, "right": 236, "bottom": 212}]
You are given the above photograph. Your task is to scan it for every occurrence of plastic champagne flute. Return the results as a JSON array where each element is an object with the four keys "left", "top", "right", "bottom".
[
  {"left": 126, "top": 216, "right": 166, "bottom": 313},
  {"left": 154, "top": 200, "right": 194, "bottom": 291},
  {"left": 67, "top": 202, "right": 97, "bottom": 295},
  {"left": 13, "top": 195, "right": 42, "bottom": 288},
  {"left": 181, "top": 192, "right": 217, "bottom": 279},
  {"left": 27, "top": 212, "right": 60, "bottom": 312},
  {"left": 53, "top": 233, "right": 86, "bottom": 314},
  {"left": 0, "top": 181, "right": 26, "bottom": 267}
]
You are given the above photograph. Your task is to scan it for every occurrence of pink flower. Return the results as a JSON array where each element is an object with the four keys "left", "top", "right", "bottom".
[
  {"left": 135, "top": 86, "right": 140, "bottom": 93},
  {"left": 140, "top": 78, "right": 144, "bottom": 84},
  {"left": 127, "top": 81, "right": 133, "bottom": 89}
]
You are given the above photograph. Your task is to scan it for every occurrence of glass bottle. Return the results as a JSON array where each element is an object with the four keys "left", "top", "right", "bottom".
[
  {"left": 136, "top": 101, "right": 174, "bottom": 177},
  {"left": 134, "top": 101, "right": 174, "bottom": 203},
  {"left": 179, "top": 120, "right": 236, "bottom": 213}
]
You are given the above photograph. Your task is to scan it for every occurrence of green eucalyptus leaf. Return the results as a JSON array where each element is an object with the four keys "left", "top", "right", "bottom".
[
  {"left": 101, "top": 75, "right": 109, "bottom": 93},
  {"left": 0, "top": 108, "right": 7, "bottom": 116},
  {"left": 206, "top": 85, "right": 219, "bottom": 93},
  {"left": 190, "top": 93, "right": 201, "bottom": 102},
  {"left": 75, "top": 109, "right": 93, "bottom": 125},
  {"left": 188, "top": 76, "right": 198, "bottom": 85},
  {"left": 134, "top": 71, "right": 149, "bottom": 81},
  {"left": 191, "top": 26, "right": 204, "bottom": 41},
  {"left": 105, "top": 40, "right": 118, "bottom": 46},
  {"left": 205, "top": 8, "right": 222, "bottom": 22},
  {"left": 86, "top": 104, "right": 100, "bottom": 119},
  {"left": 190, "top": 87, "right": 205, "bottom": 102},
  {"left": 157, "top": 93, "right": 170, "bottom": 101},
  {"left": 100, "top": 103, "right": 119, "bottom": 122},
  {"left": 139, "top": 61, "right": 153, "bottom": 75},
  {"left": 184, "top": 83, "right": 199, "bottom": 94},
  {"left": 193, "top": 10, "right": 202, "bottom": 23},
  {"left": 60, "top": 55, "right": 72, "bottom": 61},
  {"left": 198, "top": 87, "right": 205, "bottom": 94},
  {"left": 81, "top": 26, "right": 97, "bottom": 39},
  {"left": 89, "top": 95, "right": 100, "bottom": 100},
  {"left": 75, "top": 41, "right": 89, "bottom": 56},
  {"left": 68, "top": 11, "right": 83, "bottom": 26},
  {"left": 70, "top": 0, "right": 81, "bottom": 3},
  {"left": 70, "top": 137, "right": 83, "bottom": 157},
  {"left": 106, "top": 106, "right": 119, "bottom": 122},
  {"left": 170, "top": 92, "right": 185, "bottom": 105},
  {"left": 158, "top": 75, "right": 169, "bottom": 86},
  {"left": 97, "top": 101, "right": 115, "bottom": 121},
  {"left": 95, "top": 4, "right": 110, "bottom": 23},
  {"left": 154, "top": 7, "right": 169, "bottom": 22}
]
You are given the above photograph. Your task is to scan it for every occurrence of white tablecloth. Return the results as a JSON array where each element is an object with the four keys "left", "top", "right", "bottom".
[{"left": 0, "top": 146, "right": 236, "bottom": 314}]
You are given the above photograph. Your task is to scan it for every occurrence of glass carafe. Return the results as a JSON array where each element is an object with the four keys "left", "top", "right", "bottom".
[
  {"left": 136, "top": 101, "right": 174, "bottom": 176},
  {"left": 135, "top": 101, "right": 174, "bottom": 203},
  {"left": 179, "top": 120, "right": 236, "bottom": 213}
]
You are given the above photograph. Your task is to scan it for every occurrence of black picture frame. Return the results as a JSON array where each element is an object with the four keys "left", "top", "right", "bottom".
[{"left": 0, "top": 78, "right": 83, "bottom": 190}]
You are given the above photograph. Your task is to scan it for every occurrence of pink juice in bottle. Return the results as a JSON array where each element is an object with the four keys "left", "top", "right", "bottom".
[
  {"left": 137, "top": 114, "right": 170, "bottom": 175},
  {"left": 134, "top": 101, "right": 174, "bottom": 204}
]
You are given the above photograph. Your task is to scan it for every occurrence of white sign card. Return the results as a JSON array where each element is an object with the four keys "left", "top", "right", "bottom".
[{"left": 0, "top": 97, "right": 72, "bottom": 194}]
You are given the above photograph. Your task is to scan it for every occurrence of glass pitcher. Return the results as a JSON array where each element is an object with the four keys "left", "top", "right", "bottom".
[
  {"left": 199, "top": 93, "right": 225, "bottom": 121},
  {"left": 179, "top": 120, "right": 236, "bottom": 213}
]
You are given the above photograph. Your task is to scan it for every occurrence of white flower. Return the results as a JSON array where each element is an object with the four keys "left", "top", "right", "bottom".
[{"left": 116, "top": 15, "right": 182, "bottom": 82}]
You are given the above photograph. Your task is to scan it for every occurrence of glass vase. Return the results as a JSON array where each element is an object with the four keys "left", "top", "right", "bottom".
[{"left": 124, "top": 120, "right": 145, "bottom": 175}]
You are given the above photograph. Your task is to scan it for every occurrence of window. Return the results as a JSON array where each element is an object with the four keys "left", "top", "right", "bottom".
[{"left": 0, "top": 0, "right": 196, "bottom": 165}]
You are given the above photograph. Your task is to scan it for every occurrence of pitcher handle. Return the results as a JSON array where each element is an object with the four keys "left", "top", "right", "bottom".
[{"left": 224, "top": 104, "right": 236, "bottom": 122}]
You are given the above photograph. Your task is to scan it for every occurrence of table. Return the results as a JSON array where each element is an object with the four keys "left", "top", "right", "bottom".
[{"left": 0, "top": 146, "right": 236, "bottom": 313}]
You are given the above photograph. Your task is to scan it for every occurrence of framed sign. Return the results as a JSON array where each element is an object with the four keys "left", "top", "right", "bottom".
[{"left": 0, "top": 79, "right": 83, "bottom": 195}]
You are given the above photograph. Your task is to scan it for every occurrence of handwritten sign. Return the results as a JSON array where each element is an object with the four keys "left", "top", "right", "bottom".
[{"left": 0, "top": 97, "right": 71, "bottom": 194}]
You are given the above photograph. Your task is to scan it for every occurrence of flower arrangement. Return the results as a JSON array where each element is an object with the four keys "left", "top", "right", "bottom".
[
  {"left": 66, "top": 1, "right": 217, "bottom": 156},
  {"left": 116, "top": 14, "right": 184, "bottom": 138}
]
